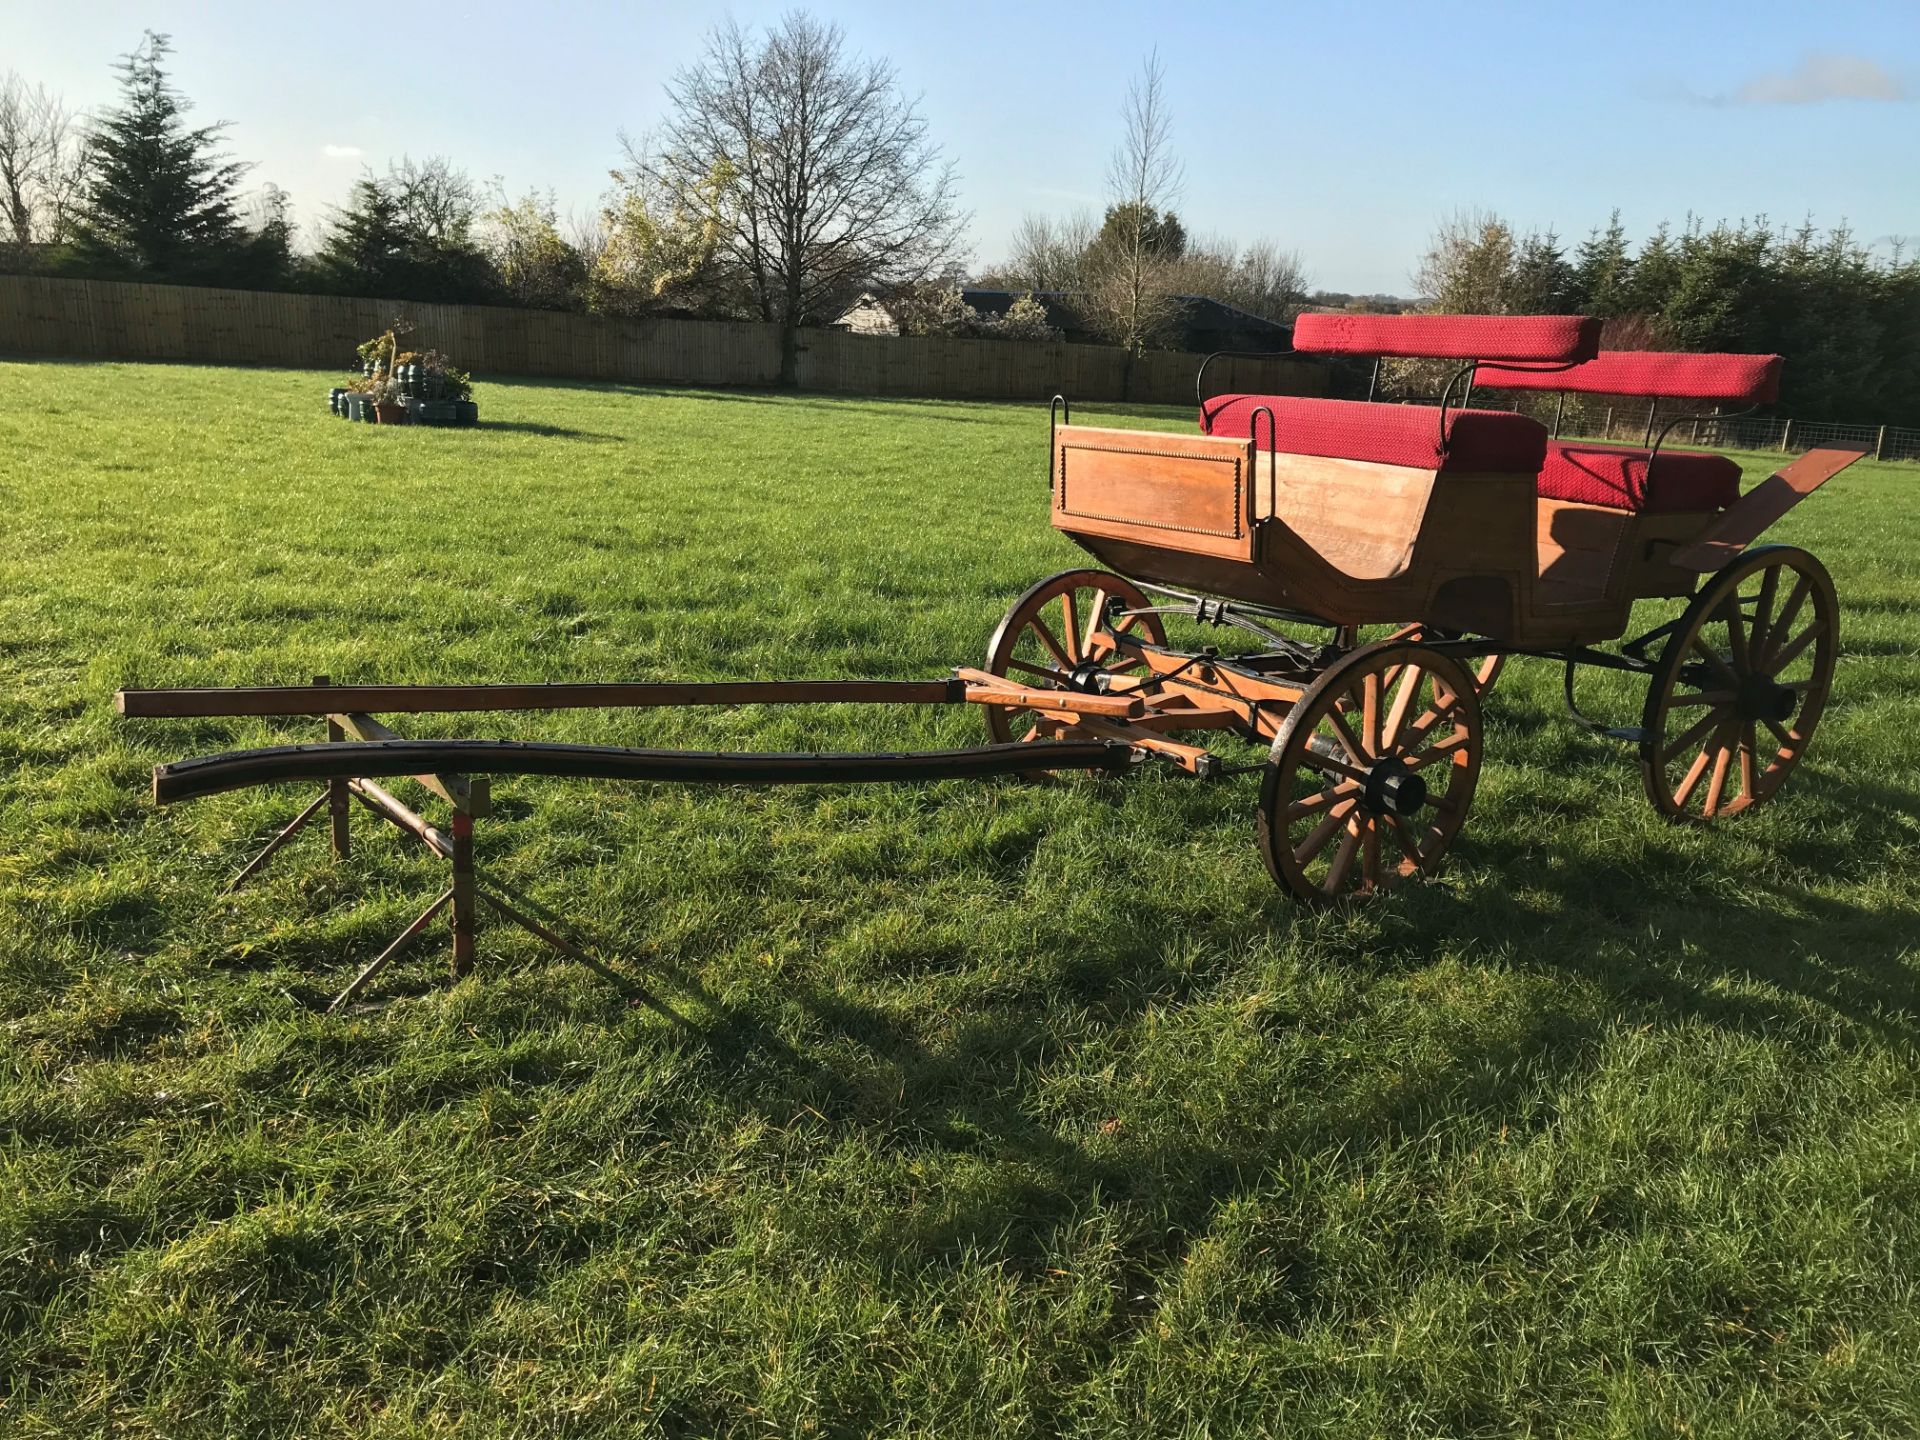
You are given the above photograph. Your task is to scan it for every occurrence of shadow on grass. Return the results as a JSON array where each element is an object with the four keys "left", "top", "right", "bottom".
[{"left": 478, "top": 420, "right": 623, "bottom": 441}]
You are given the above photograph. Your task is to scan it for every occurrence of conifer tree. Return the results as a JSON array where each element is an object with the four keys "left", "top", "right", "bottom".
[{"left": 71, "top": 32, "right": 248, "bottom": 277}]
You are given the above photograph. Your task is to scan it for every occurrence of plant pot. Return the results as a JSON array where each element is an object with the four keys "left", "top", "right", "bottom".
[{"left": 371, "top": 401, "right": 408, "bottom": 425}]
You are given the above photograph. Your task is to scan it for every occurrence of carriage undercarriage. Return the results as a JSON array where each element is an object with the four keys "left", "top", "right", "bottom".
[{"left": 975, "top": 542, "right": 1837, "bottom": 901}]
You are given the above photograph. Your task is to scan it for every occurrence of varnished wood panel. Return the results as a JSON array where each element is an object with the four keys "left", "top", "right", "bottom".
[
  {"left": 1054, "top": 426, "right": 1256, "bottom": 562},
  {"left": 1256, "top": 451, "right": 1436, "bottom": 581}
]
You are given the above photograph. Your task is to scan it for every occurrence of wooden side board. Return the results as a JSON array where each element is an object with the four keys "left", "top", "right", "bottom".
[
  {"left": 1256, "top": 451, "right": 1438, "bottom": 581},
  {"left": 1054, "top": 425, "right": 1256, "bottom": 563}
]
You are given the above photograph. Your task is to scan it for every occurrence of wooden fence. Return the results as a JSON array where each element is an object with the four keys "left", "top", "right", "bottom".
[{"left": 0, "top": 275, "right": 1325, "bottom": 406}]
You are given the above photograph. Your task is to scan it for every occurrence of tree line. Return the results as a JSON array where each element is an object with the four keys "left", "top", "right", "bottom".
[
  {"left": 3, "top": 26, "right": 1912, "bottom": 418},
  {"left": 0, "top": 21, "right": 966, "bottom": 385},
  {"left": 1416, "top": 210, "right": 1920, "bottom": 425}
]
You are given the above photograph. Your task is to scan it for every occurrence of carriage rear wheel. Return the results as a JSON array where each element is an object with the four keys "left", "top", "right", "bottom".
[
  {"left": 1258, "top": 643, "right": 1482, "bottom": 902},
  {"left": 1640, "top": 545, "right": 1836, "bottom": 823},
  {"left": 981, "top": 569, "right": 1167, "bottom": 745}
]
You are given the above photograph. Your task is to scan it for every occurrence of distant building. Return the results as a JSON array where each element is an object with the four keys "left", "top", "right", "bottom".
[
  {"left": 829, "top": 287, "right": 1294, "bottom": 353},
  {"left": 834, "top": 291, "right": 900, "bottom": 336}
]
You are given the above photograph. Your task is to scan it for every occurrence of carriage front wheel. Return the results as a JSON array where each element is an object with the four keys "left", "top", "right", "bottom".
[
  {"left": 1640, "top": 545, "right": 1836, "bottom": 823},
  {"left": 981, "top": 569, "right": 1168, "bottom": 745},
  {"left": 1258, "top": 643, "right": 1483, "bottom": 902}
]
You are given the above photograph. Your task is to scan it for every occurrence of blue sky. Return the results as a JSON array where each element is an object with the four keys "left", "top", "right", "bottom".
[{"left": 9, "top": 1, "right": 1917, "bottom": 293}]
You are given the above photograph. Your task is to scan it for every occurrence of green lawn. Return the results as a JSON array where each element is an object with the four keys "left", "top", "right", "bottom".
[{"left": 3, "top": 361, "right": 1919, "bottom": 1438}]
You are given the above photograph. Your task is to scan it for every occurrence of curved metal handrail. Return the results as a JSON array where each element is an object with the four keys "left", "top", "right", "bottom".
[
  {"left": 1642, "top": 403, "right": 1757, "bottom": 503},
  {"left": 1248, "top": 404, "right": 1277, "bottom": 532},
  {"left": 1195, "top": 348, "right": 1300, "bottom": 422}
]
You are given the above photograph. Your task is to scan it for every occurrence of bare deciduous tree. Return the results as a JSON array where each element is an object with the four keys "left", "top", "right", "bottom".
[
  {"left": 0, "top": 70, "right": 83, "bottom": 254},
  {"left": 1172, "top": 234, "right": 1311, "bottom": 324},
  {"left": 385, "top": 155, "right": 482, "bottom": 245},
  {"left": 1082, "top": 52, "right": 1184, "bottom": 379},
  {"left": 647, "top": 11, "right": 967, "bottom": 385},
  {"left": 991, "top": 210, "right": 1098, "bottom": 292}
]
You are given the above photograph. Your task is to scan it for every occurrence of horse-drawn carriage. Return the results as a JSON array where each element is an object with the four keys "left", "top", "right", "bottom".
[
  {"left": 119, "top": 313, "right": 1862, "bottom": 1000},
  {"left": 999, "top": 312, "right": 1862, "bottom": 897}
]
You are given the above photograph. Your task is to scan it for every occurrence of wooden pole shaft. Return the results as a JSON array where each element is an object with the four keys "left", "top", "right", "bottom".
[{"left": 118, "top": 677, "right": 968, "bottom": 719}]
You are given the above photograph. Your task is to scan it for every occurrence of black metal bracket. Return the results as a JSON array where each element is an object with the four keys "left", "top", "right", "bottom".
[{"left": 1049, "top": 394, "right": 1070, "bottom": 488}]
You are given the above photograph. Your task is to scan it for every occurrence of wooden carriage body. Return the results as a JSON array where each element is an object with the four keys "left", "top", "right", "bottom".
[{"left": 1052, "top": 316, "right": 1858, "bottom": 649}]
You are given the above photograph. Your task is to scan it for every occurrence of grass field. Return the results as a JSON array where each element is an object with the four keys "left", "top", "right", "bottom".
[{"left": 2, "top": 360, "right": 1918, "bottom": 1438}]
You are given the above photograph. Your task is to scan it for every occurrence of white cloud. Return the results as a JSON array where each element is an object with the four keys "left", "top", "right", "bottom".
[
  {"left": 1724, "top": 52, "right": 1909, "bottom": 105},
  {"left": 321, "top": 143, "right": 364, "bottom": 160}
]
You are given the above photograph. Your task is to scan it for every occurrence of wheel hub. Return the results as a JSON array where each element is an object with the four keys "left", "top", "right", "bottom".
[
  {"left": 1066, "top": 658, "right": 1111, "bottom": 693},
  {"left": 1735, "top": 673, "right": 1796, "bottom": 723},
  {"left": 1362, "top": 757, "right": 1428, "bottom": 817}
]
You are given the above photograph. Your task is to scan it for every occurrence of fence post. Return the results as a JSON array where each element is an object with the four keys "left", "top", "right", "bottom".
[
  {"left": 1603, "top": 406, "right": 1613, "bottom": 440},
  {"left": 1643, "top": 396, "right": 1658, "bottom": 447},
  {"left": 1780, "top": 419, "right": 1793, "bottom": 453},
  {"left": 1876, "top": 425, "right": 1887, "bottom": 461},
  {"left": 1551, "top": 392, "right": 1565, "bottom": 438}
]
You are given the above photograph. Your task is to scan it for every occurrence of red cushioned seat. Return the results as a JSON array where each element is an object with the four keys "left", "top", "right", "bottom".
[
  {"left": 1292, "top": 313, "right": 1601, "bottom": 363},
  {"left": 1202, "top": 394, "right": 1546, "bottom": 473},
  {"left": 1537, "top": 441, "right": 1740, "bottom": 514},
  {"left": 1475, "top": 351, "right": 1782, "bottom": 404}
]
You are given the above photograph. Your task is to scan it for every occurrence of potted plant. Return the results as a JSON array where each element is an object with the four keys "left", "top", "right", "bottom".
[{"left": 338, "top": 320, "right": 477, "bottom": 425}]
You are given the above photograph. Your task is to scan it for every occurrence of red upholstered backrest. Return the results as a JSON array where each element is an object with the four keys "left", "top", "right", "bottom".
[
  {"left": 1201, "top": 394, "right": 1547, "bottom": 474},
  {"left": 1292, "top": 313, "right": 1601, "bottom": 364},
  {"left": 1475, "top": 351, "right": 1783, "bottom": 404}
]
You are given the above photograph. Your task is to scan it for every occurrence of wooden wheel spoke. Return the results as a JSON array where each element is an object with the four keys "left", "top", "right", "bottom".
[
  {"left": 1293, "top": 797, "right": 1358, "bottom": 866},
  {"left": 1722, "top": 596, "right": 1750, "bottom": 671},
  {"left": 1689, "top": 638, "right": 1744, "bottom": 690},
  {"left": 1288, "top": 781, "right": 1359, "bottom": 820},
  {"left": 1739, "top": 723, "right": 1758, "bottom": 800},
  {"left": 1083, "top": 589, "right": 1108, "bottom": 654},
  {"left": 1403, "top": 730, "right": 1470, "bottom": 771},
  {"left": 1749, "top": 565, "right": 1780, "bottom": 659},
  {"left": 1667, "top": 689, "right": 1735, "bottom": 710},
  {"left": 1361, "top": 672, "right": 1382, "bottom": 754},
  {"left": 1672, "top": 741, "right": 1717, "bottom": 810},
  {"left": 1322, "top": 819, "right": 1363, "bottom": 895},
  {"left": 1004, "top": 656, "right": 1063, "bottom": 683},
  {"left": 1027, "top": 615, "right": 1074, "bottom": 671},
  {"left": 1058, "top": 592, "right": 1082, "bottom": 663},
  {"left": 1766, "top": 617, "right": 1827, "bottom": 674},
  {"left": 1761, "top": 573, "right": 1812, "bottom": 668},
  {"left": 1383, "top": 811, "right": 1428, "bottom": 867},
  {"left": 1381, "top": 664, "right": 1423, "bottom": 753},
  {"left": 1703, "top": 733, "right": 1735, "bottom": 816},
  {"left": 1397, "top": 694, "right": 1463, "bottom": 753},
  {"left": 1361, "top": 817, "right": 1381, "bottom": 890},
  {"left": 1300, "top": 748, "right": 1370, "bottom": 787},
  {"left": 1661, "top": 708, "right": 1726, "bottom": 765},
  {"left": 1325, "top": 706, "right": 1372, "bottom": 766},
  {"left": 1761, "top": 713, "right": 1794, "bottom": 750}
]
